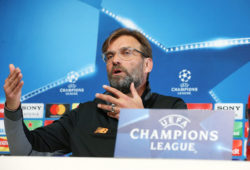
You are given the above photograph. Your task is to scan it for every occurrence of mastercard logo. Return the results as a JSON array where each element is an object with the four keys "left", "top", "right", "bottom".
[
  {"left": 46, "top": 104, "right": 70, "bottom": 118},
  {"left": 50, "top": 104, "right": 66, "bottom": 115}
]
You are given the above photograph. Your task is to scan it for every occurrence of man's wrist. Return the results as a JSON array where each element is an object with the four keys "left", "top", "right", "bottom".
[{"left": 5, "top": 102, "right": 21, "bottom": 112}]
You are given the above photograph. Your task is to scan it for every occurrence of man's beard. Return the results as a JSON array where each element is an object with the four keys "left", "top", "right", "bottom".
[{"left": 108, "top": 64, "right": 144, "bottom": 94}]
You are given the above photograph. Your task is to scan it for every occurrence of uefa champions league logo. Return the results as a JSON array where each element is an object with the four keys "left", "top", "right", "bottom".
[
  {"left": 179, "top": 69, "right": 191, "bottom": 83},
  {"left": 159, "top": 114, "right": 191, "bottom": 129},
  {"left": 171, "top": 69, "right": 198, "bottom": 95},
  {"left": 67, "top": 71, "right": 79, "bottom": 83},
  {"left": 59, "top": 71, "right": 84, "bottom": 96}
]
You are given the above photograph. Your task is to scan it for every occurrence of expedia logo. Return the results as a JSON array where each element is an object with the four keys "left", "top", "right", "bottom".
[
  {"left": 214, "top": 103, "right": 243, "bottom": 120},
  {"left": 159, "top": 114, "right": 191, "bottom": 129},
  {"left": 46, "top": 104, "right": 70, "bottom": 118},
  {"left": 21, "top": 103, "right": 44, "bottom": 118}
]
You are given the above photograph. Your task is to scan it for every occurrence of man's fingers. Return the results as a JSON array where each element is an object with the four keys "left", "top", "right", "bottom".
[
  {"left": 97, "top": 104, "right": 120, "bottom": 119},
  {"left": 6, "top": 67, "right": 21, "bottom": 85},
  {"left": 8, "top": 65, "right": 18, "bottom": 80},
  {"left": 97, "top": 103, "right": 112, "bottom": 112},
  {"left": 9, "top": 64, "right": 15, "bottom": 75},
  {"left": 5, "top": 67, "right": 22, "bottom": 87},
  {"left": 130, "top": 82, "right": 139, "bottom": 97},
  {"left": 95, "top": 93, "right": 119, "bottom": 105},
  {"left": 7, "top": 72, "right": 22, "bottom": 92},
  {"left": 102, "top": 85, "right": 127, "bottom": 98},
  {"left": 97, "top": 103, "right": 120, "bottom": 112},
  {"left": 107, "top": 112, "right": 119, "bottom": 119},
  {"left": 13, "top": 80, "right": 24, "bottom": 95}
]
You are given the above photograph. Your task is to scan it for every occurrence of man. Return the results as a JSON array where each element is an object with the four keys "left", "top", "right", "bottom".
[{"left": 4, "top": 28, "right": 186, "bottom": 157}]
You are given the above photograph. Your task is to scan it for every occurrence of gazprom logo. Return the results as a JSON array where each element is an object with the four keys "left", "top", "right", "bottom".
[{"left": 159, "top": 114, "right": 191, "bottom": 129}]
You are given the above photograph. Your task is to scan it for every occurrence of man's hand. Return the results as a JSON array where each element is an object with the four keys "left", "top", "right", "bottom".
[
  {"left": 3, "top": 64, "right": 24, "bottom": 110},
  {"left": 95, "top": 82, "right": 144, "bottom": 119}
]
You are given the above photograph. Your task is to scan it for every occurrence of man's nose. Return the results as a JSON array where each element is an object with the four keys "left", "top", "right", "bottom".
[{"left": 112, "top": 53, "right": 122, "bottom": 64}]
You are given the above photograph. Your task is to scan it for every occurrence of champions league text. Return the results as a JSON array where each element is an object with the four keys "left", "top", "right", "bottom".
[{"left": 130, "top": 129, "right": 219, "bottom": 153}]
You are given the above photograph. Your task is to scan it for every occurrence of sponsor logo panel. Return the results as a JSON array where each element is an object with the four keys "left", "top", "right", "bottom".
[
  {"left": 233, "top": 122, "right": 243, "bottom": 138},
  {"left": 245, "top": 104, "right": 249, "bottom": 119},
  {"left": 244, "top": 139, "right": 247, "bottom": 157},
  {"left": 0, "top": 103, "right": 4, "bottom": 118},
  {"left": 72, "top": 103, "right": 80, "bottom": 110},
  {"left": 187, "top": 103, "right": 213, "bottom": 110},
  {"left": 46, "top": 104, "right": 70, "bottom": 118},
  {"left": 21, "top": 103, "right": 44, "bottom": 119},
  {"left": 245, "top": 121, "right": 249, "bottom": 138},
  {"left": 44, "top": 120, "right": 55, "bottom": 126},
  {"left": 0, "top": 120, "right": 5, "bottom": 135},
  {"left": 232, "top": 140, "right": 242, "bottom": 156},
  {"left": 24, "top": 120, "right": 43, "bottom": 130},
  {"left": 214, "top": 103, "right": 243, "bottom": 120},
  {"left": 247, "top": 144, "right": 250, "bottom": 160},
  {"left": 0, "top": 137, "right": 9, "bottom": 152}
]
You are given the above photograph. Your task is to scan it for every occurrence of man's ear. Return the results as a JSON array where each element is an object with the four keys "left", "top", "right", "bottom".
[{"left": 144, "top": 58, "right": 153, "bottom": 74}]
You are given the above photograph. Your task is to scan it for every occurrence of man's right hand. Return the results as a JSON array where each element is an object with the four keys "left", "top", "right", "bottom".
[{"left": 3, "top": 64, "right": 24, "bottom": 110}]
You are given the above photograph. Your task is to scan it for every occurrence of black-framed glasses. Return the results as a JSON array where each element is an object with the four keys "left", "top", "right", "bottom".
[{"left": 102, "top": 47, "right": 148, "bottom": 63}]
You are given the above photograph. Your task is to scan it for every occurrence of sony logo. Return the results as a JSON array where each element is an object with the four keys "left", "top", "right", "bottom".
[
  {"left": 22, "top": 106, "right": 43, "bottom": 110},
  {"left": 216, "top": 105, "right": 242, "bottom": 111}
]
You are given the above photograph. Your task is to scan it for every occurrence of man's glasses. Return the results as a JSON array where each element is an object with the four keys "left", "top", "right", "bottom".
[{"left": 102, "top": 47, "right": 148, "bottom": 63}]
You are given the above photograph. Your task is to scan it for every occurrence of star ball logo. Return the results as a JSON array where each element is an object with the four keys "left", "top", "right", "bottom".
[
  {"left": 179, "top": 69, "right": 191, "bottom": 83},
  {"left": 46, "top": 104, "right": 70, "bottom": 118},
  {"left": 67, "top": 71, "right": 79, "bottom": 83},
  {"left": 60, "top": 71, "right": 84, "bottom": 96},
  {"left": 130, "top": 114, "right": 218, "bottom": 154},
  {"left": 171, "top": 69, "right": 198, "bottom": 95}
]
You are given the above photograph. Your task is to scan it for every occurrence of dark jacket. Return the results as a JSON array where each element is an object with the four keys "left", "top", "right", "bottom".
[{"left": 23, "top": 86, "right": 186, "bottom": 156}]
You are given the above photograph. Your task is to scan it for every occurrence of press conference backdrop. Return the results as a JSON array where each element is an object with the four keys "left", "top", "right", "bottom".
[{"left": 0, "top": 0, "right": 249, "bottom": 160}]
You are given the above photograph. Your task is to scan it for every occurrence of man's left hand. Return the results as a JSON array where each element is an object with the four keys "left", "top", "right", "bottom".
[{"left": 95, "top": 82, "right": 144, "bottom": 119}]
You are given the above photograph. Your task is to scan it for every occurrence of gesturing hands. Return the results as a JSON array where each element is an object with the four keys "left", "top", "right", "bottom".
[
  {"left": 4, "top": 64, "right": 24, "bottom": 110},
  {"left": 95, "top": 82, "right": 144, "bottom": 120}
]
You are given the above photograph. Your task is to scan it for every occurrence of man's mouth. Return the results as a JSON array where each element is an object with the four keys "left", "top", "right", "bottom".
[{"left": 112, "top": 69, "right": 123, "bottom": 75}]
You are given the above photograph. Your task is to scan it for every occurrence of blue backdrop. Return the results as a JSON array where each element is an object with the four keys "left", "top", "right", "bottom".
[{"left": 0, "top": 0, "right": 249, "bottom": 160}]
